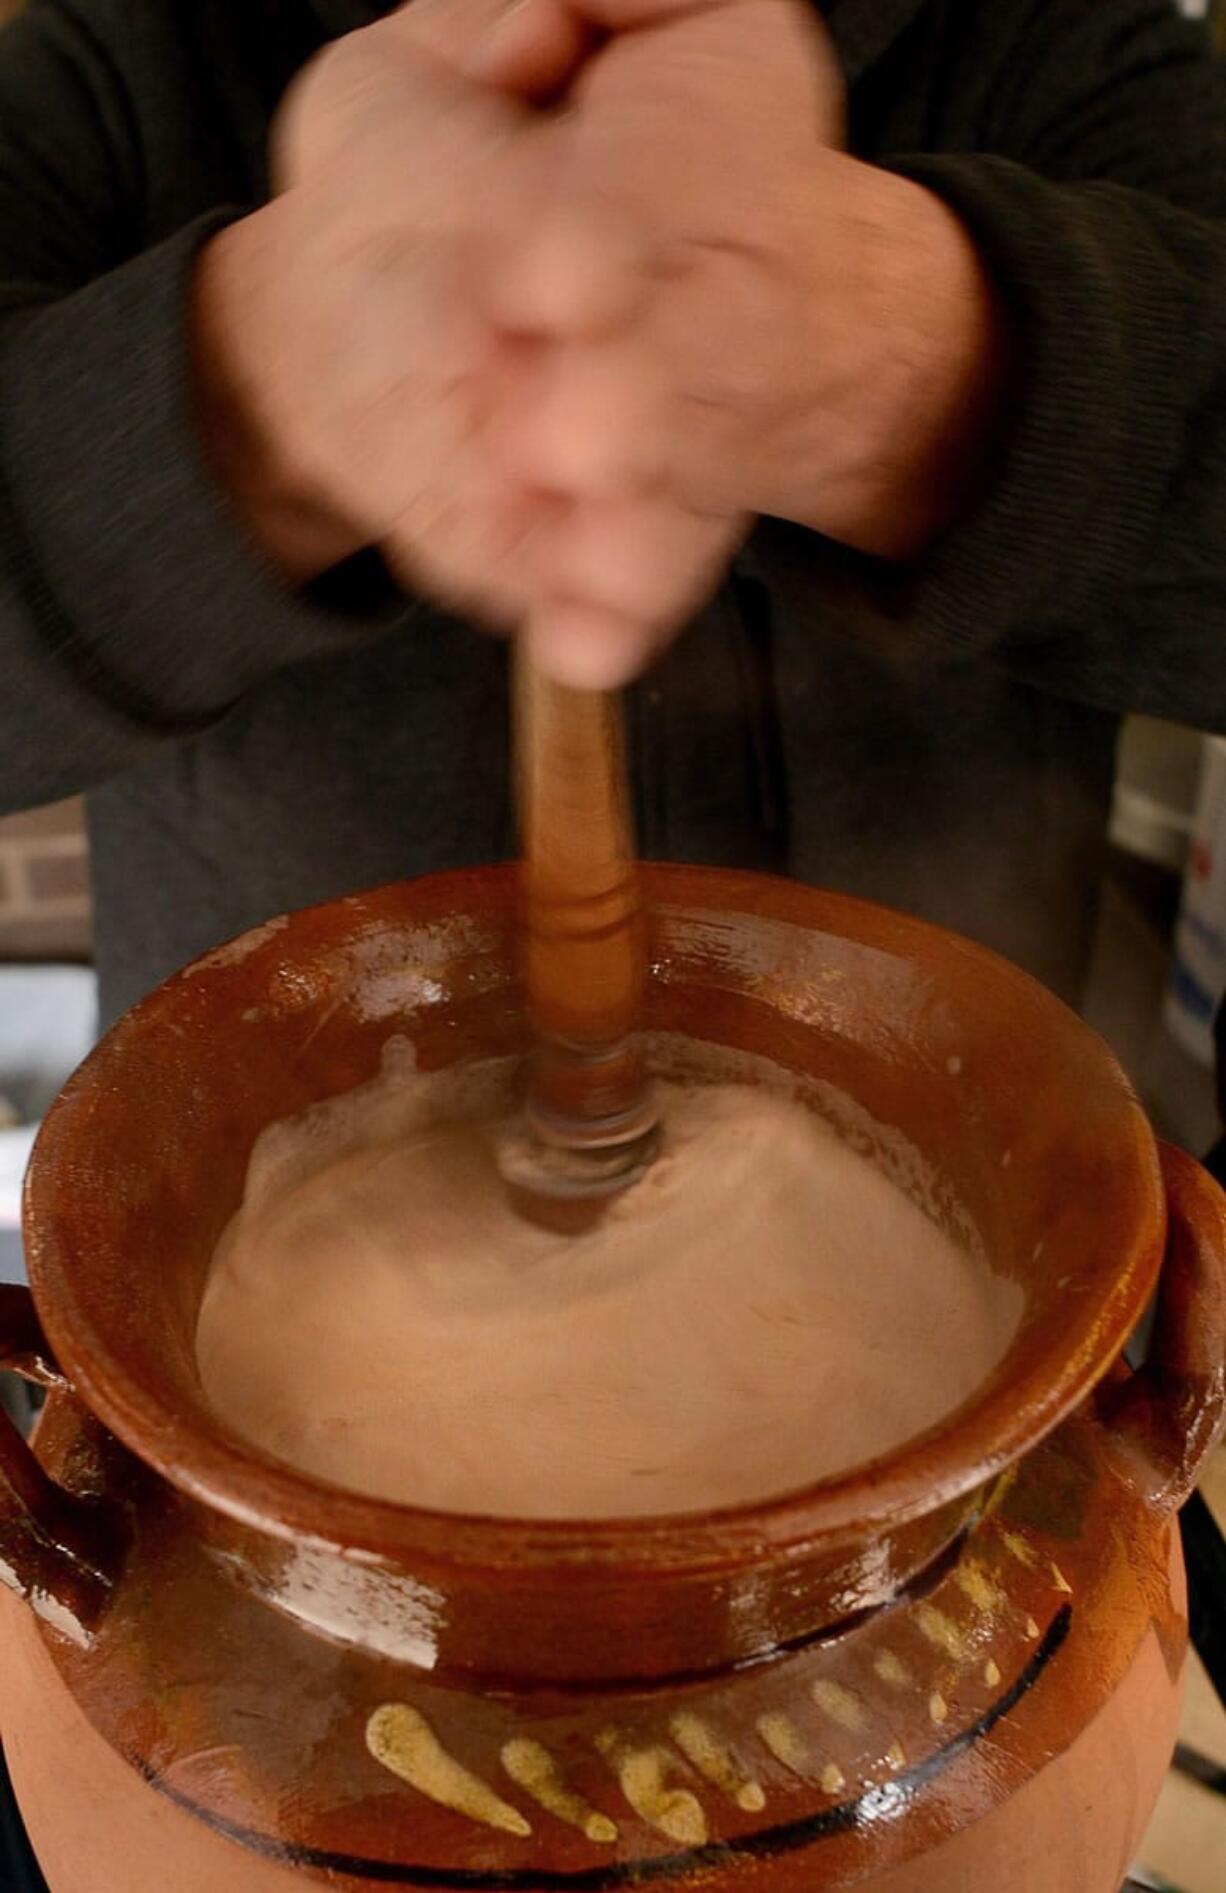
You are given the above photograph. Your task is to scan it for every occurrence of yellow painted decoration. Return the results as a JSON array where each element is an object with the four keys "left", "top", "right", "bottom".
[
  {"left": 929, "top": 1691, "right": 949, "bottom": 1727},
  {"left": 597, "top": 1730, "right": 708, "bottom": 1846},
  {"left": 820, "top": 1762, "right": 847, "bottom": 1796},
  {"left": 1024, "top": 1616, "right": 1041, "bottom": 1641},
  {"left": 366, "top": 1706, "right": 531, "bottom": 1838},
  {"left": 956, "top": 1562, "right": 1002, "bottom": 1612},
  {"left": 984, "top": 1658, "right": 1002, "bottom": 1689},
  {"left": 885, "top": 1741, "right": 906, "bottom": 1771},
  {"left": 756, "top": 1712, "right": 806, "bottom": 1772},
  {"left": 916, "top": 1603, "right": 969, "bottom": 1662},
  {"left": 1050, "top": 1561, "right": 1073, "bottom": 1595},
  {"left": 873, "top": 1651, "right": 913, "bottom": 1690},
  {"left": 669, "top": 1712, "right": 765, "bottom": 1813},
  {"left": 501, "top": 1738, "right": 617, "bottom": 1844},
  {"left": 812, "top": 1679, "right": 868, "bottom": 1733},
  {"left": 1002, "top": 1532, "right": 1037, "bottom": 1568}
]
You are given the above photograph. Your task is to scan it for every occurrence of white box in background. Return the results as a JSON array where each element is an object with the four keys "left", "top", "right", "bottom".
[
  {"left": 1166, "top": 736, "right": 1226, "bottom": 1070},
  {"left": 0, "top": 965, "right": 97, "bottom": 1282}
]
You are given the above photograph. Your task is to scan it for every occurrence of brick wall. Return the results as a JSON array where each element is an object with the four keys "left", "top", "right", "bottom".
[{"left": 0, "top": 800, "right": 93, "bottom": 960}]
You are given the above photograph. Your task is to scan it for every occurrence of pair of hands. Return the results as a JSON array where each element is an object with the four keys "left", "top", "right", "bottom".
[{"left": 195, "top": 0, "right": 1004, "bottom": 686}]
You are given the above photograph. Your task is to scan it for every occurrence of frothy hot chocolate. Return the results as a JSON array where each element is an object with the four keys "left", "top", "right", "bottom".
[{"left": 196, "top": 1041, "right": 1018, "bottom": 1519}]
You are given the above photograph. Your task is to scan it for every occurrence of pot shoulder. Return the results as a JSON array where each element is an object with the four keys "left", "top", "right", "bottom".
[{"left": 4, "top": 1399, "right": 1188, "bottom": 1892}]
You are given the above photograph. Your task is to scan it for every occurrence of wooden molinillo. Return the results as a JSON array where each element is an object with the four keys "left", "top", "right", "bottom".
[{"left": 506, "top": 654, "right": 659, "bottom": 1212}]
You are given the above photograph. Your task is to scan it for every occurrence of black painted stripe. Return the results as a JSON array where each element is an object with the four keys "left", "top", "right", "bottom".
[{"left": 137, "top": 1605, "right": 1072, "bottom": 1888}]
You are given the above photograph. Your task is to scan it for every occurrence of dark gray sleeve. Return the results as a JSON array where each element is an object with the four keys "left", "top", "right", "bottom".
[
  {"left": 0, "top": 2, "right": 411, "bottom": 815},
  {"left": 814, "top": 0, "right": 1226, "bottom": 730}
]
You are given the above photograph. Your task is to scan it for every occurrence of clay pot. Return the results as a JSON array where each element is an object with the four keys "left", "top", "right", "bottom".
[{"left": 2, "top": 865, "right": 1225, "bottom": 1893}]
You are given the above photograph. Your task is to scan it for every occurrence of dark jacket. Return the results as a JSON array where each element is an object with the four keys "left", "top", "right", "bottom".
[{"left": 0, "top": 0, "right": 1223, "bottom": 1022}]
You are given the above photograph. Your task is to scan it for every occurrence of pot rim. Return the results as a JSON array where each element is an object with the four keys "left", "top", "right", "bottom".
[{"left": 23, "top": 864, "right": 1166, "bottom": 1583}]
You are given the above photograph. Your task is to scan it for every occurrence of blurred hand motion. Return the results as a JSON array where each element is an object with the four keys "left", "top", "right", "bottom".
[{"left": 194, "top": 0, "right": 1005, "bottom": 687}]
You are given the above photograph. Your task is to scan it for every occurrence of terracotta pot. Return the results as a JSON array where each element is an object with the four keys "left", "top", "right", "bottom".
[{"left": 2, "top": 865, "right": 1225, "bottom": 1893}]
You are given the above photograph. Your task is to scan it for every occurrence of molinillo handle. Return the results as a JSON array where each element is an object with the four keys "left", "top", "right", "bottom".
[
  {"left": 0, "top": 1283, "right": 119, "bottom": 1639},
  {"left": 502, "top": 651, "right": 659, "bottom": 1219},
  {"left": 1097, "top": 1142, "right": 1226, "bottom": 1516}
]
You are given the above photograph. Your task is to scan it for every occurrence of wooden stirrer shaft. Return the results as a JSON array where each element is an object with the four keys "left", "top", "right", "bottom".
[{"left": 507, "top": 650, "right": 658, "bottom": 1210}]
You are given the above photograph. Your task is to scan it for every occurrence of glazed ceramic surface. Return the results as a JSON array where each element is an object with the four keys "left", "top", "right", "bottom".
[{"left": 1, "top": 867, "right": 1224, "bottom": 1892}]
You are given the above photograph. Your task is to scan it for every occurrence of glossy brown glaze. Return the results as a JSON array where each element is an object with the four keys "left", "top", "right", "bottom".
[
  {"left": 16, "top": 869, "right": 1178, "bottom": 1669},
  {"left": 0, "top": 1387, "right": 1196, "bottom": 1891},
  {"left": 0, "top": 1288, "right": 119, "bottom": 1639},
  {"left": 1097, "top": 1142, "right": 1226, "bottom": 1511},
  {"left": 2, "top": 865, "right": 1224, "bottom": 1891}
]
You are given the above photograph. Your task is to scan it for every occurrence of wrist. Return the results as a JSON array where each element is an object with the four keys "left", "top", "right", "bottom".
[
  {"left": 191, "top": 215, "right": 365, "bottom": 586},
  {"left": 790, "top": 157, "right": 1012, "bottom": 562}
]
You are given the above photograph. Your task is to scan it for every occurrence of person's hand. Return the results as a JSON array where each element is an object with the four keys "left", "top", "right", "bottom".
[
  {"left": 475, "top": 0, "right": 1008, "bottom": 681},
  {"left": 192, "top": 1, "right": 571, "bottom": 621},
  {"left": 192, "top": 0, "right": 1007, "bottom": 690},
  {"left": 192, "top": 0, "right": 735, "bottom": 655}
]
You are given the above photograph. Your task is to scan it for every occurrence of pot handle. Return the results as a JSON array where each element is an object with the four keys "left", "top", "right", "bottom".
[
  {"left": 0, "top": 1284, "right": 119, "bottom": 1636},
  {"left": 1097, "top": 1143, "right": 1226, "bottom": 1517}
]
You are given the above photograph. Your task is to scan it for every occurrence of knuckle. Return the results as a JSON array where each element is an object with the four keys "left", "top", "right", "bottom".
[{"left": 273, "top": 28, "right": 416, "bottom": 185}]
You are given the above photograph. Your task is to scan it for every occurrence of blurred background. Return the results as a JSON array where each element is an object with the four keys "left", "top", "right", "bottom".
[{"left": 0, "top": 3, "right": 1223, "bottom": 1890}]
